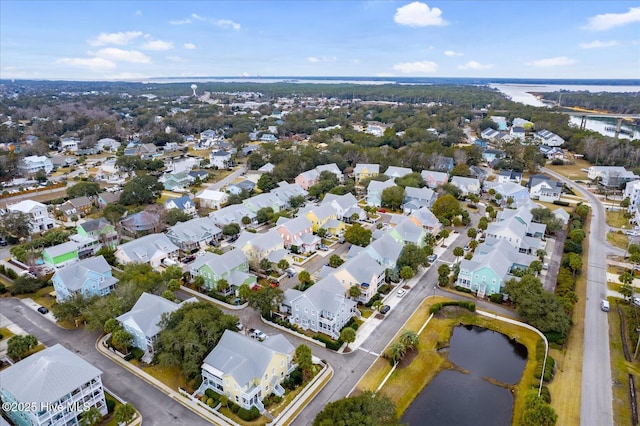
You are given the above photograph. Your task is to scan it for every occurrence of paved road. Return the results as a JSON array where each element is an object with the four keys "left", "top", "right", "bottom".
[
  {"left": 207, "top": 165, "right": 247, "bottom": 191},
  {"left": 542, "top": 167, "right": 613, "bottom": 426},
  {"left": 0, "top": 299, "right": 207, "bottom": 426}
]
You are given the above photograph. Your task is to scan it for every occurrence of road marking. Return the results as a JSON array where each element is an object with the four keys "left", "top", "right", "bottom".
[{"left": 358, "top": 347, "right": 380, "bottom": 357}]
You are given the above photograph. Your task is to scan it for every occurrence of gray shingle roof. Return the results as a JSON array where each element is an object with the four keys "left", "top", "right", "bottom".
[
  {"left": 54, "top": 255, "right": 117, "bottom": 292},
  {"left": 117, "top": 233, "right": 179, "bottom": 262},
  {"left": 43, "top": 241, "right": 78, "bottom": 258},
  {"left": 79, "top": 218, "right": 111, "bottom": 234},
  {"left": 202, "top": 330, "right": 293, "bottom": 388},
  {"left": 116, "top": 292, "right": 182, "bottom": 338},
  {"left": 0, "top": 344, "right": 102, "bottom": 405}
]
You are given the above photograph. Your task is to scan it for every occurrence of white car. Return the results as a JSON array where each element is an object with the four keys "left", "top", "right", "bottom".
[
  {"left": 250, "top": 329, "right": 267, "bottom": 341},
  {"left": 633, "top": 297, "right": 640, "bottom": 307},
  {"left": 397, "top": 289, "right": 406, "bottom": 297}
]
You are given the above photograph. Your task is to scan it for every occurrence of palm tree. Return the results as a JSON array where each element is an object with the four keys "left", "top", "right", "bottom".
[
  {"left": 453, "top": 246, "right": 464, "bottom": 263},
  {"left": 468, "top": 240, "right": 479, "bottom": 250},
  {"left": 372, "top": 299, "right": 383, "bottom": 312},
  {"left": 424, "top": 233, "right": 437, "bottom": 247},
  {"left": 388, "top": 342, "right": 406, "bottom": 365},
  {"left": 536, "top": 249, "right": 546, "bottom": 262},
  {"left": 216, "top": 278, "right": 230, "bottom": 294},
  {"left": 349, "top": 285, "right": 362, "bottom": 300},
  {"left": 399, "top": 330, "right": 419, "bottom": 350}
]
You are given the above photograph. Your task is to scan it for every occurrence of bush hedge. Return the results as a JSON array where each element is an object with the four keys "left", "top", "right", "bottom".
[
  {"left": 105, "top": 395, "right": 116, "bottom": 413},
  {"left": 489, "top": 293, "right": 504, "bottom": 304},
  {"left": 454, "top": 285, "right": 473, "bottom": 294},
  {"left": 553, "top": 200, "right": 570, "bottom": 206},
  {"left": 313, "top": 333, "right": 343, "bottom": 351},
  {"left": 237, "top": 406, "right": 260, "bottom": 421},
  {"left": 429, "top": 301, "right": 476, "bottom": 314}
]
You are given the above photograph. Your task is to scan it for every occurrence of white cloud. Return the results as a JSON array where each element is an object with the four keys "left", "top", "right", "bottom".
[
  {"left": 579, "top": 40, "right": 619, "bottom": 49},
  {"left": 89, "top": 31, "right": 143, "bottom": 46},
  {"left": 56, "top": 57, "right": 116, "bottom": 71},
  {"left": 106, "top": 72, "right": 149, "bottom": 81},
  {"left": 170, "top": 18, "right": 192, "bottom": 25},
  {"left": 392, "top": 60, "right": 438, "bottom": 74},
  {"left": 191, "top": 13, "right": 205, "bottom": 21},
  {"left": 215, "top": 19, "right": 241, "bottom": 30},
  {"left": 141, "top": 40, "right": 174, "bottom": 51},
  {"left": 167, "top": 56, "right": 186, "bottom": 63},
  {"left": 585, "top": 7, "right": 640, "bottom": 31},
  {"left": 394, "top": 2, "right": 446, "bottom": 27},
  {"left": 444, "top": 50, "right": 463, "bottom": 57},
  {"left": 458, "top": 61, "right": 493, "bottom": 70},
  {"left": 91, "top": 48, "right": 151, "bottom": 63},
  {"left": 527, "top": 56, "right": 576, "bottom": 68},
  {"left": 184, "top": 43, "right": 197, "bottom": 50},
  {"left": 307, "top": 56, "right": 336, "bottom": 63}
]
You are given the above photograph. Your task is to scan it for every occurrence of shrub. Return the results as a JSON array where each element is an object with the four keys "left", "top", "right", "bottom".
[
  {"left": 553, "top": 200, "right": 570, "bottom": 206},
  {"left": 551, "top": 159, "right": 564, "bottom": 165},
  {"left": 5, "top": 269, "right": 18, "bottom": 279},
  {"left": 131, "top": 347, "right": 144, "bottom": 361},
  {"left": 237, "top": 407, "right": 260, "bottom": 421},
  {"left": 454, "top": 285, "right": 473, "bottom": 294},
  {"left": 539, "top": 386, "right": 552, "bottom": 403},
  {"left": 377, "top": 284, "right": 391, "bottom": 294},
  {"left": 229, "top": 402, "right": 240, "bottom": 414},
  {"left": 0, "top": 283, "right": 6, "bottom": 294},
  {"left": 489, "top": 293, "right": 504, "bottom": 304},
  {"left": 429, "top": 301, "right": 475, "bottom": 314},
  {"left": 200, "top": 395, "right": 208, "bottom": 402},
  {"left": 313, "top": 334, "right": 343, "bottom": 350},
  {"left": 105, "top": 395, "right": 116, "bottom": 413}
]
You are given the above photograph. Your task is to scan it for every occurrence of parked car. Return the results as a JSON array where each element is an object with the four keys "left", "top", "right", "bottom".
[
  {"left": 37, "top": 306, "right": 49, "bottom": 314},
  {"left": 380, "top": 305, "right": 391, "bottom": 315},
  {"left": 601, "top": 300, "right": 610, "bottom": 312},
  {"left": 286, "top": 268, "right": 296, "bottom": 278},
  {"left": 397, "top": 289, "right": 406, "bottom": 297},
  {"left": 236, "top": 321, "right": 244, "bottom": 331},
  {"left": 338, "top": 236, "right": 345, "bottom": 244},
  {"left": 249, "top": 328, "right": 267, "bottom": 341},
  {"left": 269, "top": 281, "right": 279, "bottom": 288},
  {"left": 318, "top": 244, "right": 329, "bottom": 251},
  {"left": 463, "top": 245, "right": 470, "bottom": 252},
  {"left": 428, "top": 254, "right": 438, "bottom": 263},
  {"left": 182, "top": 255, "right": 196, "bottom": 264},
  {"left": 542, "top": 263, "right": 549, "bottom": 270},
  {"left": 633, "top": 297, "right": 640, "bottom": 307}
]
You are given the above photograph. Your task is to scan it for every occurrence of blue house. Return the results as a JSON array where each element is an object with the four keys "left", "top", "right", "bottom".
[
  {"left": 52, "top": 255, "right": 118, "bottom": 303},
  {"left": 162, "top": 172, "right": 194, "bottom": 191},
  {"left": 474, "top": 139, "right": 488, "bottom": 149}
]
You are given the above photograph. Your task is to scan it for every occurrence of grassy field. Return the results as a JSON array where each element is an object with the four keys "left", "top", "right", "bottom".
[
  {"left": 17, "top": 285, "right": 57, "bottom": 310},
  {"left": 607, "top": 300, "right": 635, "bottom": 426},
  {"left": 608, "top": 232, "right": 630, "bottom": 250},
  {"left": 546, "top": 159, "right": 591, "bottom": 180},
  {"left": 0, "top": 327, "right": 15, "bottom": 341},
  {"left": 607, "top": 211, "right": 632, "bottom": 229},
  {"left": 352, "top": 297, "right": 542, "bottom": 424},
  {"left": 134, "top": 363, "right": 192, "bottom": 393}
]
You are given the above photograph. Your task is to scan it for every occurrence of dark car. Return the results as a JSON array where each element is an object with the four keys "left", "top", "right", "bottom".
[
  {"left": 0, "top": 236, "right": 7, "bottom": 246},
  {"left": 380, "top": 305, "right": 391, "bottom": 315},
  {"left": 37, "top": 306, "right": 49, "bottom": 314},
  {"left": 182, "top": 255, "right": 196, "bottom": 264}
]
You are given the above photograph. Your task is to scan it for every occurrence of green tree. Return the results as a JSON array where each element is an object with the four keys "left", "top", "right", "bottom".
[
  {"left": 222, "top": 223, "right": 241, "bottom": 236},
  {"left": 7, "top": 335, "right": 37, "bottom": 361},
  {"left": 397, "top": 244, "right": 427, "bottom": 272},
  {"left": 10, "top": 275, "right": 44, "bottom": 295},
  {"left": 166, "top": 208, "right": 192, "bottom": 226},
  {"left": 344, "top": 223, "right": 372, "bottom": 247},
  {"left": 260, "top": 258, "right": 273, "bottom": 274},
  {"left": 0, "top": 211, "right": 31, "bottom": 241},
  {"left": 316, "top": 227, "right": 327, "bottom": 238},
  {"left": 453, "top": 246, "right": 464, "bottom": 263},
  {"left": 467, "top": 227, "right": 477, "bottom": 239},
  {"left": 102, "top": 203, "right": 127, "bottom": 225},
  {"left": 349, "top": 285, "right": 362, "bottom": 300},
  {"left": 104, "top": 318, "right": 120, "bottom": 334},
  {"left": 340, "top": 327, "right": 356, "bottom": 350},
  {"left": 114, "top": 403, "right": 136, "bottom": 425},
  {"left": 468, "top": 239, "right": 478, "bottom": 250},
  {"left": 400, "top": 266, "right": 414, "bottom": 280},
  {"left": 119, "top": 175, "right": 163, "bottom": 205},
  {"left": 521, "top": 392, "right": 558, "bottom": 426},
  {"left": 568, "top": 228, "right": 586, "bottom": 244},
  {"left": 381, "top": 186, "right": 405, "bottom": 210},
  {"left": 96, "top": 245, "right": 117, "bottom": 266},
  {"left": 620, "top": 283, "right": 634, "bottom": 300},
  {"left": 313, "top": 391, "right": 402, "bottom": 426},
  {"left": 399, "top": 330, "right": 419, "bottom": 350},
  {"left": 529, "top": 260, "right": 543, "bottom": 275},
  {"left": 247, "top": 286, "right": 284, "bottom": 317},
  {"left": 388, "top": 341, "right": 406, "bottom": 364},
  {"left": 478, "top": 217, "right": 488, "bottom": 231},
  {"left": 167, "top": 278, "right": 182, "bottom": 292},
  {"left": 80, "top": 406, "right": 103, "bottom": 426},
  {"left": 277, "top": 259, "right": 290, "bottom": 272},
  {"left": 566, "top": 252, "right": 583, "bottom": 282},
  {"left": 328, "top": 254, "right": 344, "bottom": 268},
  {"left": 394, "top": 172, "right": 424, "bottom": 188},
  {"left": 439, "top": 229, "right": 450, "bottom": 244},
  {"left": 111, "top": 329, "right": 133, "bottom": 353},
  {"left": 294, "top": 344, "right": 314, "bottom": 381},
  {"left": 424, "top": 233, "right": 437, "bottom": 247},
  {"left": 67, "top": 181, "right": 101, "bottom": 198},
  {"left": 289, "top": 195, "right": 306, "bottom": 209},
  {"left": 257, "top": 173, "right": 277, "bottom": 192},
  {"left": 216, "top": 278, "right": 230, "bottom": 293},
  {"left": 298, "top": 270, "right": 312, "bottom": 285},
  {"left": 256, "top": 207, "right": 275, "bottom": 224},
  {"left": 575, "top": 204, "right": 590, "bottom": 220},
  {"left": 238, "top": 283, "right": 251, "bottom": 301},
  {"left": 432, "top": 194, "right": 462, "bottom": 220},
  {"left": 536, "top": 249, "right": 547, "bottom": 261},
  {"left": 437, "top": 264, "right": 450, "bottom": 287}
]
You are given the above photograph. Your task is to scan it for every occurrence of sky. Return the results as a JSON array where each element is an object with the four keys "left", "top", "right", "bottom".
[{"left": 1, "top": 1, "right": 639, "bottom": 81}]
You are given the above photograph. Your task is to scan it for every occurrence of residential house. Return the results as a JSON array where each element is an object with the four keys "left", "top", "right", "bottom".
[
  {"left": 139, "top": 143, "right": 157, "bottom": 159},
  {"left": 276, "top": 216, "right": 317, "bottom": 251},
  {"left": 493, "top": 182, "right": 530, "bottom": 208},
  {"left": 535, "top": 129, "right": 565, "bottom": 147},
  {"left": 7, "top": 200, "right": 56, "bottom": 234},
  {"left": 96, "top": 138, "right": 120, "bottom": 152},
  {"left": 384, "top": 166, "right": 413, "bottom": 179},
  {"left": 164, "top": 195, "right": 197, "bottom": 217},
  {"left": 280, "top": 276, "right": 358, "bottom": 340},
  {"left": 42, "top": 241, "right": 80, "bottom": 269},
  {"left": 538, "top": 146, "right": 565, "bottom": 160},
  {"left": 60, "top": 137, "right": 79, "bottom": 152},
  {"left": 333, "top": 252, "right": 385, "bottom": 303},
  {"left": 243, "top": 193, "right": 284, "bottom": 214},
  {"left": 481, "top": 128, "right": 501, "bottom": 140},
  {"left": 450, "top": 176, "right": 481, "bottom": 195},
  {"left": 0, "top": 344, "right": 107, "bottom": 426},
  {"left": 553, "top": 208, "right": 571, "bottom": 225},
  {"left": 95, "top": 191, "right": 121, "bottom": 208},
  {"left": 227, "top": 180, "right": 256, "bottom": 195},
  {"left": 363, "top": 233, "right": 404, "bottom": 270},
  {"left": 295, "top": 169, "right": 320, "bottom": 190},
  {"left": 456, "top": 239, "right": 537, "bottom": 297},
  {"left": 485, "top": 206, "right": 546, "bottom": 254},
  {"left": 321, "top": 193, "right": 363, "bottom": 222},
  {"left": 166, "top": 217, "right": 222, "bottom": 253},
  {"left": 409, "top": 208, "right": 442, "bottom": 235},
  {"left": 19, "top": 155, "right": 54, "bottom": 175},
  {"left": 197, "top": 186, "right": 229, "bottom": 210},
  {"left": 272, "top": 182, "right": 308, "bottom": 207},
  {"left": 513, "top": 118, "right": 534, "bottom": 129},
  {"left": 388, "top": 217, "right": 427, "bottom": 247},
  {"left": 120, "top": 210, "right": 161, "bottom": 238},
  {"left": 189, "top": 170, "right": 210, "bottom": 181},
  {"left": 434, "top": 157, "right": 455, "bottom": 173},
  {"left": 200, "top": 129, "right": 217, "bottom": 143},
  {"left": 239, "top": 229, "right": 285, "bottom": 271},
  {"left": 482, "top": 149, "right": 504, "bottom": 163},
  {"left": 188, "top": 250, "right": 255, "bottom": 291},
  {"left": 74, "top": 218, "right": 118, "bottom": 256},
  {"left": 497, "top": 170, "right": 523, "bottom": 184},
  {"left": 366, "top": 179, "right": 396, "bottom": 207},
  {"left": 403, "top": 186, "right": 436, "bottom": 213},
  {"left": 52, "top": 255, "right": 118, "bottom": 302},
  {"left": 115, "top": 233, "right": 179, "bottom": 268},
  {"left": 353, "top": 163, "right": 380, "bottom": 184},
  {"left": 588, "top": 166, "right": 638, "bottom": 188},
  {"left": 210, "top": 150, "right": 232, "bottom": 169},
  {"left": 260, "top": 133, "right": 278, "bottom": 142},
  {"left": 117, "top": 292, "right": 195, "bottom": 355},
  {"left": 421, "top": 170, "right": 449, "bottom": 189},
  {"left": 623, "top": 180, "right": 640, "bottom": 215},
  {"left": 509, "top": 126, "right": 526, "bottom": 141},
  {"left": 304, "top": 203, "right": 339, "bottom": 233},
  {"left": 161, "top": 172, "right": 194, "bottom": 191},
  {"left": 209, "top": 204, "right": 257, "bottom": 228},
  {"left": 528, "top": 176, "right": 562, "bottom": 202},
  {"left": 59, "top": 196, "right": 93, "bottom": 219},
  {"left": 474, "top": 139, "right": 488, "bottom": 149},
  {"left": 200, "top": 330, "right": 294, "bottom": 411},
  {"left": 316, "top": 163, "right": 343, "bottom": 182},
  {"left": 490, "top": 116, "right": 508, "bottom": 130}
]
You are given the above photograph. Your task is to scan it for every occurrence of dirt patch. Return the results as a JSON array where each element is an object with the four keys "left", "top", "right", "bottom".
[
  {"left": 434, "top": 306, "right": 469, "bottom": 319},
  {"left": 397, "top": 349, "right": 419, "bottom": 369}
]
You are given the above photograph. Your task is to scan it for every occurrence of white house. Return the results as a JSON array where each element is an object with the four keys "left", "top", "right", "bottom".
[
  {"left": 7, "top": 199, "right": 57, "bottom": 233},
  {"left": 535, "top": 129, "right": 564, "bottom": 147},
  {"left": 197, "top": 186, "right": 229, "bottom": 210},
  {"left": 115, "top": 233, "right": 179, "bottom": 268},
  {"left": 60, "top": 137, "right": 79, "bottom": 152},
  {"left": 210, "top": 150, "right": 232, "bottom": 169},
  {"left": 19, "top": 155, "right": 54, "bottom": 174}
]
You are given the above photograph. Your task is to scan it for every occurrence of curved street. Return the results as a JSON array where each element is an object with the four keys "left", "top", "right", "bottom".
[{"left": 542, "top": 167, "right": 613, "bottom": 426}]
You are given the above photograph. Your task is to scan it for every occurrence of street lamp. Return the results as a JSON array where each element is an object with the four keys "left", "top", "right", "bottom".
[{"left": 432, "top": 286, "right": 437, "bottom": 299}]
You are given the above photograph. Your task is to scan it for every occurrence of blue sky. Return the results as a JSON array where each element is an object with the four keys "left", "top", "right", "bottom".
[{"left": 1, "top": 1, "right": 639, "bottom": 80}]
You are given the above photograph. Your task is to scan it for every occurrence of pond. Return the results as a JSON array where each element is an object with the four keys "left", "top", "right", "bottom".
[{"left": 402, "top": 325, "right": 528, "bottom": 426}]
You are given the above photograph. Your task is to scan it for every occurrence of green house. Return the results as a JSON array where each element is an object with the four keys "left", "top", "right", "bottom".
[
  {"left": 76, "top": 218, "right": 118, "bottom": 247},
  {"left": 188, "top": 250, "right": 256, "bottom": 292},
  {"left": 42, "top": 241, "right": 79, "bottom": 269}
]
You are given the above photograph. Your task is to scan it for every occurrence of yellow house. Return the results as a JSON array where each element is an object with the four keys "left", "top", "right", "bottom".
[
  {"left": 200, "top": 330, "right": 295, "bottom": 412},
  {"left": 353, "top": 163, "right": 380, "bottom": 184},
  {"left": 304, "top": 203, "right": 338, "bottom": 233}
]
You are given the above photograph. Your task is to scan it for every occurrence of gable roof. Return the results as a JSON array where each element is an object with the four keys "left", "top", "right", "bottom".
[
  {"left": 367, "top": 178, "right": 396, "bottom": 194},
  {"left": 307, "top": 203, "right": 338, "bottom": 221},
  {"left": 43, "top": 241, "right": 78, "bottom": 258},
  {"left": 78, "top": 218, "right": 111, "bottom": 234},
  {"left": 116, "top": 292, "right": 182, "bottom": 338},
  {"left": 384, "top": 166, "right": 412, "bottom": 178},
  {"left": 191, "top": 250, "right": 248, "bottom": 277},
  {"left": 0, "top": 344, "right": 102, "bottom": 405},
  {"left": 354, "top": 163, "right": 380, "bottom": 174},
  {"left": 276, "top": 216, "right": 312, "bottom": 236},
  {"left": 167, "top": 217, "right": 221, "bottom": 242},
  {"left": 321, "top": 193, "right": 358, "bottom": 211},
  {"left": 165, "top": 195, "right": 195, "bottom": 210},
  {"left": 339, "top": 252, "right": 384, "bottom": 283},
  {"left": 53, "top": 255, "right": 117, "bottom": 292},
  {"left": 202, "top": 330, "right": 294, "bottom": 387},
  {"left": 117, "top": 233, "right": 178, "bottom": 262},
  {"left": 8, "top": 199, "right": 46, "bottom": 213}
]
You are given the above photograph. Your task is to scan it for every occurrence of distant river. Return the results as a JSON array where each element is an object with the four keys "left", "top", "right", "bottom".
[{"left": 490, "top": 83, "right": 640, "bottom": 139}]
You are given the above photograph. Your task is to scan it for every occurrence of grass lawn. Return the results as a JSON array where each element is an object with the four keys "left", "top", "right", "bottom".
[
  {"left": 608, "top": 232, "right": 629, "bottom": 250},
  {"left": 17, "top": 286, "right": 56, "bottom": 310},
  {"left": 102, "top": 393, "right": 123, "bottom": 426},
  {"left": 607, "top": 211, "right": 632, "bottom": 229},
  {"left": 0, "top": 327, "right": 15, "bottom": 341},
  {"left": 607, "top": 300, "right": 635, "bottom": 426},
  {"left": 134, "top": 362, "right": 193, "bottom": 394},
  {"left": 546, "top": 159, "right": 591, "bottom": 180},
  {"left": 352, "top": 297, "right": 542, "bottom": 424},
  {"left": 535, "top": 200, "right": 575, "bottom": 213}
]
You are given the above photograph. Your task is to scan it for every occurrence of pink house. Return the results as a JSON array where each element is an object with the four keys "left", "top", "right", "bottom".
[
  {"left": 421, "top": 170, "right": 449, "bottom": 189},
  {"left": 275, "top": 216, "right": 318, "bottom": 252},
  {"left": 294, "top": 169, "right": 319, "bottom": 190}
]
